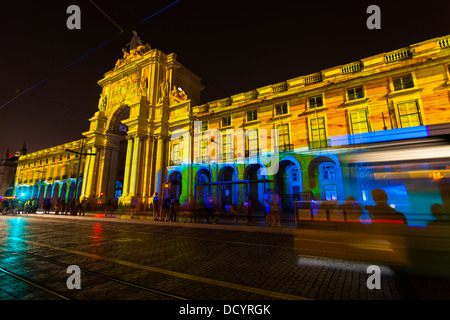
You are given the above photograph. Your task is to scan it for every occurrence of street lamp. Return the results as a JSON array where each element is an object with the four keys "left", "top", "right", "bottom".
[{"left": 64, "top": 139, "right": 96, "bottom": 202}]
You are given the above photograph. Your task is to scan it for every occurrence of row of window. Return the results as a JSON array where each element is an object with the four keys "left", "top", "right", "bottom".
[
  {"left": 22, "top": 153, "right": 80, "bottom": 169},
  {"left": 214, "top": 74, "right": 417, "bottom": 128},
  {"left": 313, "top": 99, "right": 422, "bottom": 137},
  {"left": 19, "top": 161, "right": 84, "bottom": 180},
  {"left": 175, "top": 97, "right": 424, "bottom": 163}
]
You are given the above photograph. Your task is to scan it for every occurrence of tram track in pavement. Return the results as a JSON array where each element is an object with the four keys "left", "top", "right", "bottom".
[
  {"left": 0, "top": 264, "right": 72, "bottom": 300},
  {"left": 0, "top": 245, "right": 190, "bottom": 300},
  {"left": 2, "top": 216, "right": 406, "bottom": 300},
  {"left": 0, "top": 237, "right": 311, "bottom": 300}
]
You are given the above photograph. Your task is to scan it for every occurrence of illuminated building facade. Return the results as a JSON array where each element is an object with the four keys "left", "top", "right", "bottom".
[
  {"left": 13, "top": 35, "right": 450, "bottom": 223},
  {"left": 13, "top": 140, "right": 86, "bottom": 206}
]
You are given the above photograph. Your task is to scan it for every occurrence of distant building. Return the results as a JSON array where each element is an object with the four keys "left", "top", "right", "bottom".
[
  {"left": 13, "top": 34, "right": 450, "bottom": 224},
  {"left": 0, "top": 143, "right": 26, "bottom": 197}
]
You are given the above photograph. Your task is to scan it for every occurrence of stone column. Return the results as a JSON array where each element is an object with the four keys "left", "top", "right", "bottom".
[
  {"left": 129, "top": 135, "right": 141, "bottom": 197},
  {"left": 141, "top": 136, "right": 151, "bottom": 208},
  {"left": 98, "top": 146, "right": 114, "bottom": 198},
  {"left": 122, "top": 135, "right": 134, "bottom": 197},
  {"left": 153, "top": 135, "right": 170, "bottom": 199},
  {"left": 237, "top": 166, "right": 246, "bottom": 205}
]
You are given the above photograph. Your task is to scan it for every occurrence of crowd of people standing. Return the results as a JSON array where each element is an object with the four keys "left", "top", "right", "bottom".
[
  {"left": 0, "top": 197, "right": 88, "bottom": 216},
  {"left": 2, "top": 188, "right": 448, "bottom": 228},
  {"left": 151, "top": 192, "right": 260, "bottom": 225}
]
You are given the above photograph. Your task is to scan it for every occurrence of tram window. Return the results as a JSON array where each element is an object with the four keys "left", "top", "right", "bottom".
[{"left": 356, "top": 162, "right": 374, "bottom": 176}]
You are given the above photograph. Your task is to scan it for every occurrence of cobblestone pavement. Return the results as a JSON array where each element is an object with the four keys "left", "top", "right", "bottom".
[{"left": 0, "top": 212, "right": 449, "bottom": 303}]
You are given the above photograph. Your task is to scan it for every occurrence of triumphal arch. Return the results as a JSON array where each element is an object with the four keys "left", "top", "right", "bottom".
[{"left": 80, "top": 39, "right": 204, "bottom": 208}]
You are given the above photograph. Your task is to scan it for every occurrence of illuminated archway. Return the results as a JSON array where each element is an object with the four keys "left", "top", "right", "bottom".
[
  {"left": 168, "top": 171, "right": 182, "bottom": 201},
  {"left": 274, "top": 158, "right": 302, "bottom": 211},
  {"left": 195, "top": 168, "right": 211, "bottom": 203},
  {"left": 105, "top": 105, "right": 130, "bottom": 202},
  {"left": 244, "top": 163, "right": 268, "bottom": 210},
  {"left": 308, "top": 155, "right": 344, "bottom": 201},
  {"left": 52, "top": 183, "right": 60, "bottom": 204},
  {"left": 60, "top": 183, "right": 67, "bottom": 202},
  {"left": 38, "top": 184, "right": 45, "bottom": 204},
  {"left": 219, "top": 166, "right": 237, "bottom": 211},
  {"left": 68, "top": 182, "right": 76, "bottom": 201}
]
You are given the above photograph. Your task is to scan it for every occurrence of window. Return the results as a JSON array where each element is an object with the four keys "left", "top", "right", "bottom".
[
  {"left": 223, "top": 134, "right": 232, "bottom": 162},
  {"left": 397, "top": 101, "right": 422, "bottom": 127},
  {"left": 309, "top": 95, "right": 323, "bottom": 108},
  {"left": 275, "top": 103, "right": 288, "bottom": 115},
  {"left": 201, "top": 140, "right": 209, "bottom": 160},
  {"left": 247, "top": 110, "right": 257, "bottom": 121},
  {"left": 202, "top": 121, "right": 208, "bottom": 132},
  {"left": 222, "top": 115, "right": 231, "bottom": 127},
  {"left": 170, "top": 143, "right": 183, "bottom": 165},
  {"left": 322, "top": 164, "right": 336, "bottom": 180},
  {"left": 119, "top": 124, "right": 128, "bottom": 133},
  {"left": 393, "top": 74, "right": 414, "bottom": 91},
  {"left": 347, "top": 86, "right": 364, "bottom": 100},
  {"left": 277, "top": 124, "right": 290, "bottom": 149},
  {"left": 324, "top": 185, "right": 338, "bottom": 201},
  {"left": 350, "top": 110, "right": 370, "bottom": 134},
  {"left": 246, "top": 129, "right": 258, "bottom": 155},
  {"left": 310, "top": 117, "right": 326, "bottom": 147},
  {"left": 198, "top": 174, "right": 209, "bottom": 184},
  {"left": 293, "top": 168, "right": 299, "bottom": 182}
]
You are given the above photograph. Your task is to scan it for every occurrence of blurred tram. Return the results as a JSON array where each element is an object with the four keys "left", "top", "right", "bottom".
[
  {"left": 294, "top": 124, "right": 450, "bottom": 278},
  {"left": 339, "top": 123, "right": 450, "bottom": 227}
]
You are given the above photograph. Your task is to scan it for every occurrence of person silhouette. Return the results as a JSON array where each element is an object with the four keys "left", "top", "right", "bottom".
[
  {"left": 364, "top": 189, "right": 407, "bottom": 225},
  {"left": 428, "top": 203, "right": 449, "bottom": 227},
  {"left": 338, "top": 196, "right": 362, "bottom": 222}
]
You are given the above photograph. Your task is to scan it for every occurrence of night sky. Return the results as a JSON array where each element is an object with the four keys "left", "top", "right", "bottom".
[{"left": 1, "top": 0, "right": 449, "bottom": 156}]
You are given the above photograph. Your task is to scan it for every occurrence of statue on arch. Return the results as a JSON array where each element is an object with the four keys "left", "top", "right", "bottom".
[
  {"left": 127, "top": 30, "right": 143, "bottom": 52},
  {"left": 158, "top": 79, "right": 170, "bottom": 104},
  {"left": 169, "top": 85, "right": 188, "bottom": 105},
  {"left": 98, "top": 93, "right": 107, "bottom": 111}
]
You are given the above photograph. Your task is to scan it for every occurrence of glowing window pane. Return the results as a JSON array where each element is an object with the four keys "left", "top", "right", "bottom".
[
  {"left": 277, "top": 124, "right": 290, "bottom": 146},
  {"left": 350, "top": 110, "right": 369, "bottom": 134},
  {"left": 398, "top": 101, "right": 421, "bottom": 128},
  {"left": 310, "top": 117, "right": 326, "bottom": 142}
]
